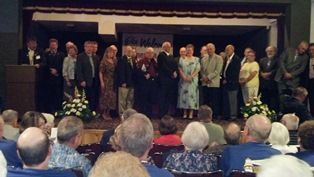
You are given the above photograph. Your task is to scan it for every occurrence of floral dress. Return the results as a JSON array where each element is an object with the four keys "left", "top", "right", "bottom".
[
  {"left": 163, "top": 150, "right": 218, "bottom": 172},
  {"left": 177, "top": 56, "right": 200, "bottom": 110},
  {"left": 99, "top": 59, "right": 117, "bottom": 112}
]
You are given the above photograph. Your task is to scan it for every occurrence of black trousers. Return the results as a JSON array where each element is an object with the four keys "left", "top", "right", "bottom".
[
  {"left": 82, "top": 78, "right": 99, "bottom": 111},
  {"left": 260, "top": 86, "right": 279, "bottom": 112},
  {"left": 138, "top": 79, "right": 158, "bottom": 118},
  {"left": 46, "top": 82, "right": 63, "bottom": 113},
  {"left": 202, "top": 86, "right": 220, "bottom": 117},
  {"left": 159, "top": 78, "right": 177, "bottom": 118}
]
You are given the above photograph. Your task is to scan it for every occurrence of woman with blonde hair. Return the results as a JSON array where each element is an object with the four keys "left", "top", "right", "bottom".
[{"left": 99, "top": 47, "right": 117, "bottom": 120}]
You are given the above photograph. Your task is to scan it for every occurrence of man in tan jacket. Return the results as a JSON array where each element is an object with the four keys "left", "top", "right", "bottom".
[{"left": 200, "top": 43, "right": 223, "bottom": 117}]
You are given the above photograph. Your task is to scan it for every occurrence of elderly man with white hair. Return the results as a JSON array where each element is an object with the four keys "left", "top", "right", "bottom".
[
  {"left": 119, "top": 113, "right": 173, "bottom": 177},
  {"left": 137, "top": 47, "right": 158, "bottom": 117},
  {"left": 258, "top": 155, "right": 312, "bottom": 177},
  {"left": 268, "top": 122, "right": 298, "bottom": 154},
  {"left": 281, "top": 113, "right": 299, "bottom": 145},
  {"left": 164, "top": 121, "right": 218, "bottom": 172},
  {"left": 1, "top": 109, "right": 19, "bottom": 141},
  {"left": 221, "top": 114, "right": 281, "bottom": 177}
]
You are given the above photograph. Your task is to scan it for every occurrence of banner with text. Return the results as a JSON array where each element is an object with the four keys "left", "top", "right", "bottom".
[{"left": 122, "top": 33, "right": 173, "bottom": 59}]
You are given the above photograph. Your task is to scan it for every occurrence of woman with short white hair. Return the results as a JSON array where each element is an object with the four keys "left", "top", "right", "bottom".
[
  {"left": 163, "top": 122, "right": 218, "bottom": 172},
  {"left": 268, "top": 122, "right": 298, "bottom": 154}
]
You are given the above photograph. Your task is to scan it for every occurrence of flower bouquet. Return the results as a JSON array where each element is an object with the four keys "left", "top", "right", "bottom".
[
  {"left": 55, "top": 87, "right": 96, "bottom": 122},
  {"left": 240, "top": 95, "right": 277, "bottom": 122}
]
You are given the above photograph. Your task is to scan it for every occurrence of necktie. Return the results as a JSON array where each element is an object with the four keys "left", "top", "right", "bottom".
[{"left": 89, "top": 56, "right": 95, "bottom": 78}]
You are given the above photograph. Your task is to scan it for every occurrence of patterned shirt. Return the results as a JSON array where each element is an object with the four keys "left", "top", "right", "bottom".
[
  {"left": 48, "top": 143, "right": 92, "bottom": 177},
  {"left": 163, "top": 150, "right": 218, "bottom": 172}
]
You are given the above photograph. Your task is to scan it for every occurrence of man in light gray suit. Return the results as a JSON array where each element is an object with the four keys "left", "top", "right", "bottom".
[
  {"left": 275, "top": 41, "right": 309, "bottom": 95},
  {"left": 200, "top": 43, "right": 223, "bottom": 117}
]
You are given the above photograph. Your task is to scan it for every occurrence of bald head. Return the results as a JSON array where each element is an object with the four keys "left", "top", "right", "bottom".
[
  {"left": 281, "top": 114, "right": 299, "bottom": 130},
  {"left": 225, "top": 45, "right": 235, "bottom": 57},
  {"left": 145, "top": 47, "right": 154, "bottom": 59},
  {"left": 17, "top": 127, "right": 50, "bottom": 167},
  {"left": 245, "top": 114, "right": 272, "bottom": 142},
  {"left": 224, "top": 122, "right": 241, "bottom": 145}
]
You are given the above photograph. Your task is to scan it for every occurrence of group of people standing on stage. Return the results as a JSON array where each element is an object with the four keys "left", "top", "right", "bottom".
[{"left": 19, "top": 37, "right": 314, "bottom": 120}]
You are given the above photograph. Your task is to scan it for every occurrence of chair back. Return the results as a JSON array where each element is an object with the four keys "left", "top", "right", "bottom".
[
  {"left": 171, "top": 170, "right": 223, "bottom": 177},
  {"left": 230, "top": 170, "right": 256, "bottom": 177},
  {"left": 149, "top": 143, "right": 184, "bottom": 168}
]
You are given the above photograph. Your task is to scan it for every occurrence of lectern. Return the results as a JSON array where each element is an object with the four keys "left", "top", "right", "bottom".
[{"left": 5, "top": 65, "right": 38, "bottom": 114}]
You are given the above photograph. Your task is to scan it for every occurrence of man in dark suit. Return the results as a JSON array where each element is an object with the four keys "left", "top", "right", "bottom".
[
  {"left": 76, "top": 41, "right": 99, "bottom": 111},
  {"left": 157, "top": 41, "right": 178, "bottom": 118},
  {"left": 42, "top": 39, "right": 65, "bottom": 113},
  {"left": 116, "top": 45, "right": 136, "bottom": 116},
  {"left": 259, "top": 46, "right": 279, "bottom": 112},
  {"left": 19, "top": 37, "right": 46, "bottom": 112},
  {"left": 222, "top": 45, "right": 241, "bottom": 119},
  {"left": 281, "top": 87, "right": 312, "bottom": 124},
  {"left": 275, "top": 41, "right": 309, "bottom": 95}
]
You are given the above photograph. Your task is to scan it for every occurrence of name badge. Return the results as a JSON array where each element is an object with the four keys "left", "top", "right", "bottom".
[{"left": 36, "top": 55, "right": 41, "bottom": 60}]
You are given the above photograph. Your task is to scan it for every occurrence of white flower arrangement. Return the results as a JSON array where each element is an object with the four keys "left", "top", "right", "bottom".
[
  {"left": 241, "top": 95, "right": 277, "bottom": 121},
  {"left": 55, "top": 87, "right": 96, "bottom": 122}
]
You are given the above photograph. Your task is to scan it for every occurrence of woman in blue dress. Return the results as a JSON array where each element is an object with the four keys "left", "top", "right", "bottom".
[{"left": 177, "top": 44, "right": 200, "bottom": 119}]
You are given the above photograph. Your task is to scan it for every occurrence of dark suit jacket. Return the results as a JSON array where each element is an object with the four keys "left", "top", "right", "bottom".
[
  {"left": 282, "top": 95, "right": 313, "bottom": 124},
  {"left": 259, "top": 56, "right": 278, "bottom": 89},
  {"left": 275, "top": 48, "right": 309, "bottom": 87},
  {"left": 157, "top": 51, "right": 178, "bottom": 82},
  {"left": 76, "top": 52, "right": 100, "bottom": 87},
  {"left": 116, "top": 55, "right": 135, "bottom": 87},
  {"left": 42, "top": 51, "right": 65, "bottom": 85},
  {"left": 0, "top": 139, "right": 23, "bottom": 168},
  {"left": 19, "top": 48, "right": 44, "bottom": 65},
  {"left": 222, "top": 54, "right": 241, "bottom": 90}
]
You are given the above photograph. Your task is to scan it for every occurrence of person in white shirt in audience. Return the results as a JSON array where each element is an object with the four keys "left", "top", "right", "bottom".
[
  {"left": 257, "top": 155, "right": 312, "bottom": 177},
  {"left": 268, "top": 122, "right": 298, "bottom": 154},
  {"left": 1, "top": 110, "right": 19, "bottom": 141},
  {"left": 281, "top": 113, "right": 300, "bottom": 145}
]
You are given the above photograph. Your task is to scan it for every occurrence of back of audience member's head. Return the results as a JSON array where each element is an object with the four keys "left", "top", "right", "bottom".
[
  {"left": 257, "top": 155, "right": 312, "bottom": 177},
  {"left": 121, "top": 108, "right": 137, "bottom": 122},
  {"left": 224, "top": 122, "right": 241, "bottom": 145},
  {"left": 159, "top": 115, "right": 178, "bottom": 135},
  {"left": 298, "top": 120, "right": 314, "bottom": 151},
  {"left": 0, "top": 116, "right": 4, "bottom": 139},
  {"left": 182, "top": 122, "right": 209, "bottom": 151},
  {"left": 2, "top": 109, "right": 18, "bottom": 126},
  {"left": 292, "top": 87, "right": 308, "bottom": 102},
  {"left": 268, "top": 122, "right": 290, "bottom": 146},
  {"left": 57, "top": 116, "right": 83, "bottom": 148},
  {"left": 119, "top": 113, "right": 153, "bottom": 158},
  {"left": 20, "top": 111, "right": 47, "bottom": 133},
  {"left": 89, "top": 151, "right": 149, "bottom": 177},
  {"left": 244, "top": 114, "right": 272, "bottom": 143},
  {"left": 17, "top": 127, "right": 50, "bottom": 168},
  {"left": 198, "top": 105, "right": 213, "bottom": 122},
  {"left": 281, "top": 113, "right": 299, "bottom": 130}
]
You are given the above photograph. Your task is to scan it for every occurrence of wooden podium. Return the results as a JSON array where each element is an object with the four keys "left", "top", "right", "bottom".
[{"left": 5, "top": 65, "right": 38, "bottom": 114}]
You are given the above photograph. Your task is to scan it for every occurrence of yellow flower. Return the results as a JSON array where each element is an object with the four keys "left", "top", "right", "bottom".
[
  {"left": 78, "top": 108, "right": 83, "bottom": 112},
  {"left": 92, "top": 111, "right": 96, "bottom": 116},
  {"left": 76, "top": 112, "right": 81, "bottom": 116},
  {"left": 244, "top": 113, "right": 249, "bottom": 118},
  {"left": 84, "top": 100, "right": 89, "bottom": 104},
  {"left": 71, "top": 104, "right": 75, "bottom": 108},
  {"left": 78, "top": 103, "right": 82, "bottom": 107},
  {"left": 65, "top": 111, "right": 70, "bottom": 115},
  {"left": 82, "top": 105, "right": 87, "bottom": 109}
]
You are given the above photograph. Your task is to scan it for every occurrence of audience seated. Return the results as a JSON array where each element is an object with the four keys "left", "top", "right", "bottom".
[
  {"left": 198, "top": 105, "right": 226, "bottom": 147},
  {"left": 2, "top": 110, "right": 19, "bottom": 141},
  {"left": 257, "top": 155, "right": 312, "bottom": 177},
  {"left": 224, "top": 122, "right": 241, "bottom": 145},
  {"left": 48, "top": 116, "right": 92, "bottom": 177},
  {"left": 221, "top": 114, "right": 280, "bottom": 177},
  {"left": 0, "top": 151, "right": 7, "bottom": 177},
  {"left": 89, "top": 151, "right": 150, "bottom": 177},
  {"left": 154, "top": 115, "right": 182, "bottom": 145},
  {"left": 164, "top": 122, "right": 218, "bottom": 172},
  {"left": 267, "top": 122, "right": 298, "bottom": 154},
  {"left": 100, "top": 108, "right": 137, "bottom": 150},
  {"left": 119, "top": 113, "right": 174, "bottom": 177},
  {"left": 280, "top": 113, "right": 299, "bottom": 145},
  {"left": 7, "top": 127, "right": 76, "bottom": 177},
  {"left": 289, "top": 120, "right": 314, "bottom": 166},
  {"left": 0, "top": 116, "right": 22, "bottom": 168},
  {"left": 19, "top": 111, "right": 47, "bottom": 134},
  {"left": 281, "top": 87, "right": 312, "bottom": 124}
]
